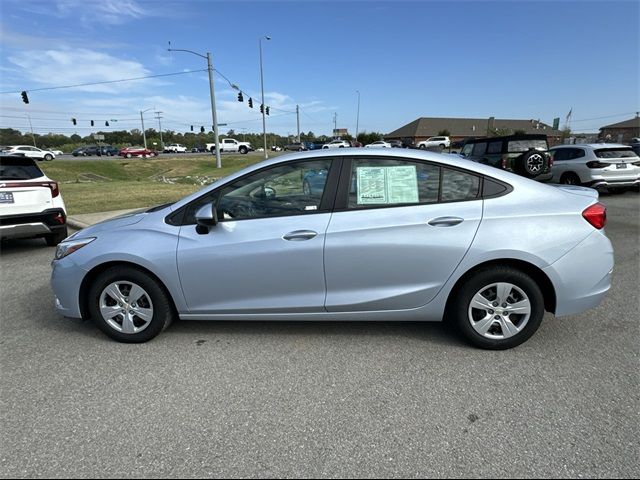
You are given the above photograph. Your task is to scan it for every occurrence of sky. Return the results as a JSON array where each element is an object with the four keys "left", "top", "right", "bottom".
[{"left": 0, "top": 0, "right": 639, "bottom": 138}]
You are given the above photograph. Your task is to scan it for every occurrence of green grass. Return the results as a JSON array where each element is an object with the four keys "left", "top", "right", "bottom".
[{"left": 40, "top": 153, "right": 283, "bottom": 215}]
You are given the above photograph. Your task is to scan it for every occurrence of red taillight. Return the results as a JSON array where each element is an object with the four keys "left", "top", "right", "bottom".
[
  {"left": 0, "top": 181, "right": 59, "bottom": 197},
  {"left": 582, "top": 203, "right": 606, "bottom": 230},
  {"left": 501, "top": 157, "right": 508, "bottom": 169},
  {"left": 548, "top": 153, "right": 554, "bottom": 167},
  {"left": 586, "top": 161, "right": 610, "bottom": 169}
]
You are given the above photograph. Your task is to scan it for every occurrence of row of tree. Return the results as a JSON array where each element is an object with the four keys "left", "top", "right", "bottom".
[{"left": 0, "top": 128, "right": 388, "bottom": 152}]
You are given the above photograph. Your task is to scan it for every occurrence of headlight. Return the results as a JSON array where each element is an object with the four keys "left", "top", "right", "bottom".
[{"left": 55, "top": 237, "right": 96, "bottom": 260}]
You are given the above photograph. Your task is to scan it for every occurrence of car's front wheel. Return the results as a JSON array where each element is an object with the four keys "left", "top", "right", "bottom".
[
  {"left": 450, "top": 266, "right": 545, "bottom": 349},
  {"left": 125, "top": 153, "right": 132, "bottom": 158},
  {"left": 44, "top": 154, "right": 53, "bottom": 161},
  {"left": 88, "top": 266, "right": 175, "bottom": 343},
  {"left": 239, "top": 146, "right": 248, "bottom": 154},
  {"left": 560, "top": 172, "right": 581, "bottom": 186}
]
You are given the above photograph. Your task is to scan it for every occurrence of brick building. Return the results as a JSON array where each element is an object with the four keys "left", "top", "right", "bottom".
[{"left": 599, "top": 116, "right": 640, "bottom": 144}]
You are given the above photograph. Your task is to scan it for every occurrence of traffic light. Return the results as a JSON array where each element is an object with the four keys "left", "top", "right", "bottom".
[
  {"left": 200, "top": 126, "right": 205, "bottom": 133},
  {"left": 248, "top": 98, "right": 253, "bottom": 108},
  {"left": 266, "top": 107, "right": 270, "bottom": 116},
  {"left": 260, "top": 104, "right": 264, "bottom": 113},
  {"left": 71, "top": 118, "right": 77, "bottom": 125},
  {"left": 237, "top": 92, "right": 244, "bottom": 102},
  {"left": 90, "top": 120, "right": 94, "bottom": 126},
  {"left": 105, "top": 121, "right": 109, "bottom": 126},
  {"left": 190, "top": 125, "right": 194, "bottom": 131},
  {"left": 21, "top": 91, "right": 29, "bottom": 104}
]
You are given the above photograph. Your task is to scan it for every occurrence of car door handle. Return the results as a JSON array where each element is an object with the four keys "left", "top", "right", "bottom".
[
  {"left": 427, "top": 216, "right": 464, "bottom": 227},
  {"left": 283, "top": 230, "right": 318, "bottom": 241}
]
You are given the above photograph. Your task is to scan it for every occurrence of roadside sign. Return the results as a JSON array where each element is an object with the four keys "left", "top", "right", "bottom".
[
  {"left": 93, "top": 134, "right": 105, "bottom": 140},
  {"left": 553, "top": 117, "right": 560, "bottom": 130}
]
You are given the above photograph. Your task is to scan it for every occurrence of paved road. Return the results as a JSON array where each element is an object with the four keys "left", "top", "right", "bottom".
[{"left": 1, "top": 193, "right": 638, "bottom": 478}]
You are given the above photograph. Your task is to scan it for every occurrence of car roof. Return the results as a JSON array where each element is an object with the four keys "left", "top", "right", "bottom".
[{"left": 465, "top": 134, "right": 547, "bottom": 144}]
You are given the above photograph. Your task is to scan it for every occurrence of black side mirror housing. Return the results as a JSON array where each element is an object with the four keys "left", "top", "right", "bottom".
[{"left": 195, "top": 203, "right": 218, "bottom": 234}]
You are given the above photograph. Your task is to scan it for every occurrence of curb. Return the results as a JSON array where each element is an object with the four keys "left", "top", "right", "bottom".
[{"left": 66, "top": 218, "right": 90, "bottom": 230}]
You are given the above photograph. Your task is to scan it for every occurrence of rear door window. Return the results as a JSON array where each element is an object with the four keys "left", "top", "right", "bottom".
[{"left": 487, "top": 141, "right": 502, "bottom": 154}]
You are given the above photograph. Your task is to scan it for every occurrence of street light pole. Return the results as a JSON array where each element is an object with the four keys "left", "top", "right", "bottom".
[
  {"left": 26, "top": 114, "right": 36, "bottom": 147},
  {"left": 355, "top": 90, "right": 360, "bottom": 143},
  {"left": 259, "top": 35, "right": 271, "bottom": 159},
  {"left": 155, "top": 111, "right": 164, "bottom": 150},
  {"left": 168, "top": 45, "right": 222, "bottom": 168},
  {"left": 140, "top": 108, "right": 152, "bottom": 149}
]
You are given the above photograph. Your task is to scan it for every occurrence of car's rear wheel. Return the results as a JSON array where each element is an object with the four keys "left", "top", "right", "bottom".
[
  {"left": 450, "top": 267, "right": 545, "bottom": 349},
  {"left": 45, "top": 227, "right": 68, "bottom": 246},
  {"left": 88, "top": 266, "right": 175, "bottom": 343},
  {"left": 419, "top": 144, "right": 427, "bottom": 150},
  {"left": 560, "top": 172, "right": 581, "bottom": 186},
  {"left": 439, "top": 144, "right": 445, "bottom": 152}
]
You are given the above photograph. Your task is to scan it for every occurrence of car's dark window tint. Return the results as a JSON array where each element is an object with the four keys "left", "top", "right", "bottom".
[
  {"left": 347, "top": 158, "right": 440, "bottom": 208},
  {"left": 0, "top": 158, "right": 43, "bottom": 180},
  {"left": 594, "top": 148, "right": 638, "bottom": 159},
  {"left": 441, "top": 168, "right": 480, "bottom": 202},
  {"left": 184, "top": 159, "right": 332, "bottom": 224},
  {"left": 487, "top": 141, "right": 502, "bottom": 154},
  {"left": 552, "top": 149, "right": 569, "bottom": 161},
  {"left": 461, "top": 144, "right": 474, "bottom": 157},
  {"left": 472, "top": 142, "right": 487, "bottom": 156}
]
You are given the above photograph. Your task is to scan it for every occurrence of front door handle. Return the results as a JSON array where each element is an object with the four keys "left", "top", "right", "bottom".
[
  {"left": 283, "top": 230, "right": 318, "bottom": 241},
  {"left": 428, "top": 216, "right": 464, "bottom": 227}
]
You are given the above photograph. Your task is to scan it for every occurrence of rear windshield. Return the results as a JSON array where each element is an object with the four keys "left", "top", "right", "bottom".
[
  {"left": 594, "top": 148, "right": 639, "bottom": 159},
  {"left": 0, "top": 157, "right": 44, "bottom": 180},
  {"left": 507, "top": 139, "right": 548, "bottom": 152}
]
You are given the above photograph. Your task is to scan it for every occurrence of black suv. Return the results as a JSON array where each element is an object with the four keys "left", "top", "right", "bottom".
[{"left": 459, "top": 134, "right": 552, "bottom": 180}]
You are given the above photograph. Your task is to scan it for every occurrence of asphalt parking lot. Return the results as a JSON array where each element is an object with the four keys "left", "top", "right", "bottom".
[{"left": 0, "top": 192, "right": 638, "bottom": 478}]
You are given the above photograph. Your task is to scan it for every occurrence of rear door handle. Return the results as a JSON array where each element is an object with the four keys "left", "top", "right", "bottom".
[
  {"left": 283, "top": 230, "right": 318, "bottom": 241},
  {"left": 428, "top": 216, "right": 464, "bottom": 227}
]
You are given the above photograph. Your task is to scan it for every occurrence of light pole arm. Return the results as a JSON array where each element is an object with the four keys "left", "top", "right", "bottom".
[{"left": 167, "top": 48, "right": 207, "bottom": 60}]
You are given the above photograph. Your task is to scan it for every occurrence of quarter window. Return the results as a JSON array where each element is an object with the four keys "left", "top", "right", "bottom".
[{"left": 441, "top": 168, "right": 481, "bottom": 202}]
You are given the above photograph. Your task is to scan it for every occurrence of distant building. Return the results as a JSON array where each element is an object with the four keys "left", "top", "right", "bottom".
[
  {"left": 333, "top": 128, "right": 349, "bottom": 138},
  {"left": 385, "top": 117, "right": 563, "bottom": 145},
  {"left": 599, "top": 116, "right": 640, "bottom": 144}
]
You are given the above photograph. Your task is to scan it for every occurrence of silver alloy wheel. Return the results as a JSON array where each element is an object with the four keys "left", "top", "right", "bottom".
[
  {"left": 468, "top": 282, "right": 531, "bottom": 339},
  {"left": 527, "top": 153, "right": 544, "bottom": 173},
  {"left": 99, "top": 281, "right": 154, "bottom": 334}
]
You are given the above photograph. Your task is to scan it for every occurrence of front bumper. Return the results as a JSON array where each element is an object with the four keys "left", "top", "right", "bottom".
[{"left": 51, "top": 256, "right": 87, "bottom": 319}]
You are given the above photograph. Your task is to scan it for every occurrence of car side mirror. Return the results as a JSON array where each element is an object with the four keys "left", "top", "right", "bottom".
[{"left": 195, "top": 203, "right": 218, "bottom": 234}]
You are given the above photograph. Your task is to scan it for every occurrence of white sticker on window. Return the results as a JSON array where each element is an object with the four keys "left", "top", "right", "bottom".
[
  {"left": 305, "top": 205, "right": 318, "bottom": 210},
  {"left": 356, "top": 165, "right": 418, "bottom": 205}
]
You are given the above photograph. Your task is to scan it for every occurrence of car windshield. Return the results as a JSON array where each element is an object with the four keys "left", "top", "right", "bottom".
[
  {"left": 594, "top": 148, "right": 639, "bottom": 159},
  {"left": 507, "top": 139, "right": 548, "bottom": 152},
  {"left": 0, "top": 157, "right": 44, "bottom": 180}
]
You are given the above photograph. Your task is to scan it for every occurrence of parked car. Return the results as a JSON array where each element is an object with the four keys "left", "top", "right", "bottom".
[
  {"left": 386, "top": 140, "right": 404, "bottom": 148},
  {"left": 0, "top": 155, "right": 67, "bottom": 245},
  {"left": 191, "top": 145, "right": 207, "bottom": 153},
  {"left": 305, "top": 141, "right": 326, "bottom": 150},
  {"left": 416, "top": 136, "right": 451, "bottom": 151},
  {"left": 3, "top": 146, "right": 55, "bottom": 161},
  {"left": 50, "top": 149, "right": 64, "bottom": 156},
  {"left": 51, "top": 149, "right": 613, "bottom": 350},
  {"left": 119, "top": 147, "right": 158, "bottom": 158},
  {"left": 73, "top": 145, "right": 118, "bottom": 156},
  {"left": 459, "top": 134, "right": 553, "bottom": 180},
  {"left": 364, "top": 141, "right": 392, "bottom": 148},
  {"left": 163, "top": 144, "right": 187, "bottom": 153},
  {"left": 284, "top": 142, "right": 307, "bottom": 152},
  {"left": 549, "top": 144, "right": 640, "bottom": 193},
  {"left": 629, "top": 139, "right": 640, "bottom": 157},
  {"left": 322, "top": 139, "right": 350, "bottom": 149}
]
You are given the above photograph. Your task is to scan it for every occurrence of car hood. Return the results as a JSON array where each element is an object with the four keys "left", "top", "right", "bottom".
[
  {"left": 72, "top": 209, "right": 147, "bottom": 238},
  {"left": 551, "top": 184, "right": 599, "bottom": 199}
]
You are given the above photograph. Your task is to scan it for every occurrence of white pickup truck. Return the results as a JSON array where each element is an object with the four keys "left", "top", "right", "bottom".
[
  {"left": 163, "top": 144, "right": 187, "bottom": 153},
  {"left": 206, "top": 138, "right": 253, "bottom": 154}
]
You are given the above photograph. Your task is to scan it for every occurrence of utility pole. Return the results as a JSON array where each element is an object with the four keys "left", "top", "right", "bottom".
[
  {"left": 155, "top": 111, "right": 164, "bottom": 150},
  {"left": 333, "top": 112, "right": 337, "bottom": 138},
  {"left": 26, "top": 114, "right": 36, "bottom": 147},
  {"left": 296, "top": 105, "right": 301, "bottom": 143},
  {"left": 168, "top": 44, "right": 222, "bottom": 167},
  {"left": 140, "top": 110, "right": 147, "bottom": 149},
  {"left": 259, "top": 36, "right": 271, "bottom": 159},
  {"left": 355, "top": 90, "right": 360, "bottom": 143}
]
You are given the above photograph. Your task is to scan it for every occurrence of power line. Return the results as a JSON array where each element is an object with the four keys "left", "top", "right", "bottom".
[{"left": 0, "top": 69, "right": 208, "bottom": 95}]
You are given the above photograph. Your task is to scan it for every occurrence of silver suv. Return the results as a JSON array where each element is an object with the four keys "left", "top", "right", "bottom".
[{"left": 549, "top": 144, "right": 640, "bottom": 193}]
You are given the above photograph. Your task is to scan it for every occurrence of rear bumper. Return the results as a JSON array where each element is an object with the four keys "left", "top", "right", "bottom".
[
  {"left": 0, "top": 208, "right": 66, "bottom": 239},
  {"left": 544, "top": 230, "right": 614, "bottom": 317},
  {"left": 584, "top": 178, "right": 640, "bottom": 189}
]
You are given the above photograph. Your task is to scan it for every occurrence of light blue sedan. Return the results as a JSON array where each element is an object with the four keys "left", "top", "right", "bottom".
[{"left": 51, "top": 149, "right": 613, "bottom": 349}]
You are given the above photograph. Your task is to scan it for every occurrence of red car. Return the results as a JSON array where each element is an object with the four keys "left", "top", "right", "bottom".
[{"left": 118, "top": 146, "right": 158, "bottom": 158}]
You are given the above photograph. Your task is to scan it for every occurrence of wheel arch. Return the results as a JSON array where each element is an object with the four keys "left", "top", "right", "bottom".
[
  {"left": 78, "top": 261, "right": 179, "bottom": 320},
  {"left": 445, "top": 258, "right": 557, "bottom": 315}
]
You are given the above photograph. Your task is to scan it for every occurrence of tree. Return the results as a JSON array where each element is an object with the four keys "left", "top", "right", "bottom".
[
  {"left": 438, "top": 129, "right": 451, "bottom": 136},
  {"left": 357, "top": 131, "right": 385, "bottom": 146}
]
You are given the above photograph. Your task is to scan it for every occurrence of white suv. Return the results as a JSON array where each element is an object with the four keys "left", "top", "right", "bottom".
[
  {"left": 164, "top": 144, "right": 187, "bottom": 153},
  {"left": 416, "top": 136, "right": 451, "bottom": 151},
  {"left": 4, "top": 145, "right": 56, "bottom": 161},
  {"left": 0, "top": 155, "right": 68, "bottom": 245},
  {"left": 322, "top": 139, "right": 351, "bottom": 149}
]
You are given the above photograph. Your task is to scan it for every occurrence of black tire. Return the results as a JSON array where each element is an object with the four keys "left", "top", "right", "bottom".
[
  {"left": 125, "top": 153, "right": 132, "bottom": 158},
  {"left": 449, "top": 266, "right": 545, "bottom": 350},
  {"left": 419, "top": 144, "right": 427, "bottom": 150},
  {"left": 439, "top": 144, "right": 445, "bottom": 152},
  {"left": 45, "top": 227, "right": 68, "bottom": 246},
  {"left": 515, "top": 150, "right": 547, "bottom": 178},
  {"left": 239, "top": 146, "right": 248, "bottom": 154},
  {"left": 88, "top": 266, "right": 175, "bottom": 343},
  {"left": 44, "top": 154, "right": 53, "bottom": 161},
  {"left": 560, "top": 172, "right": 581, "bottom": 186}
]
